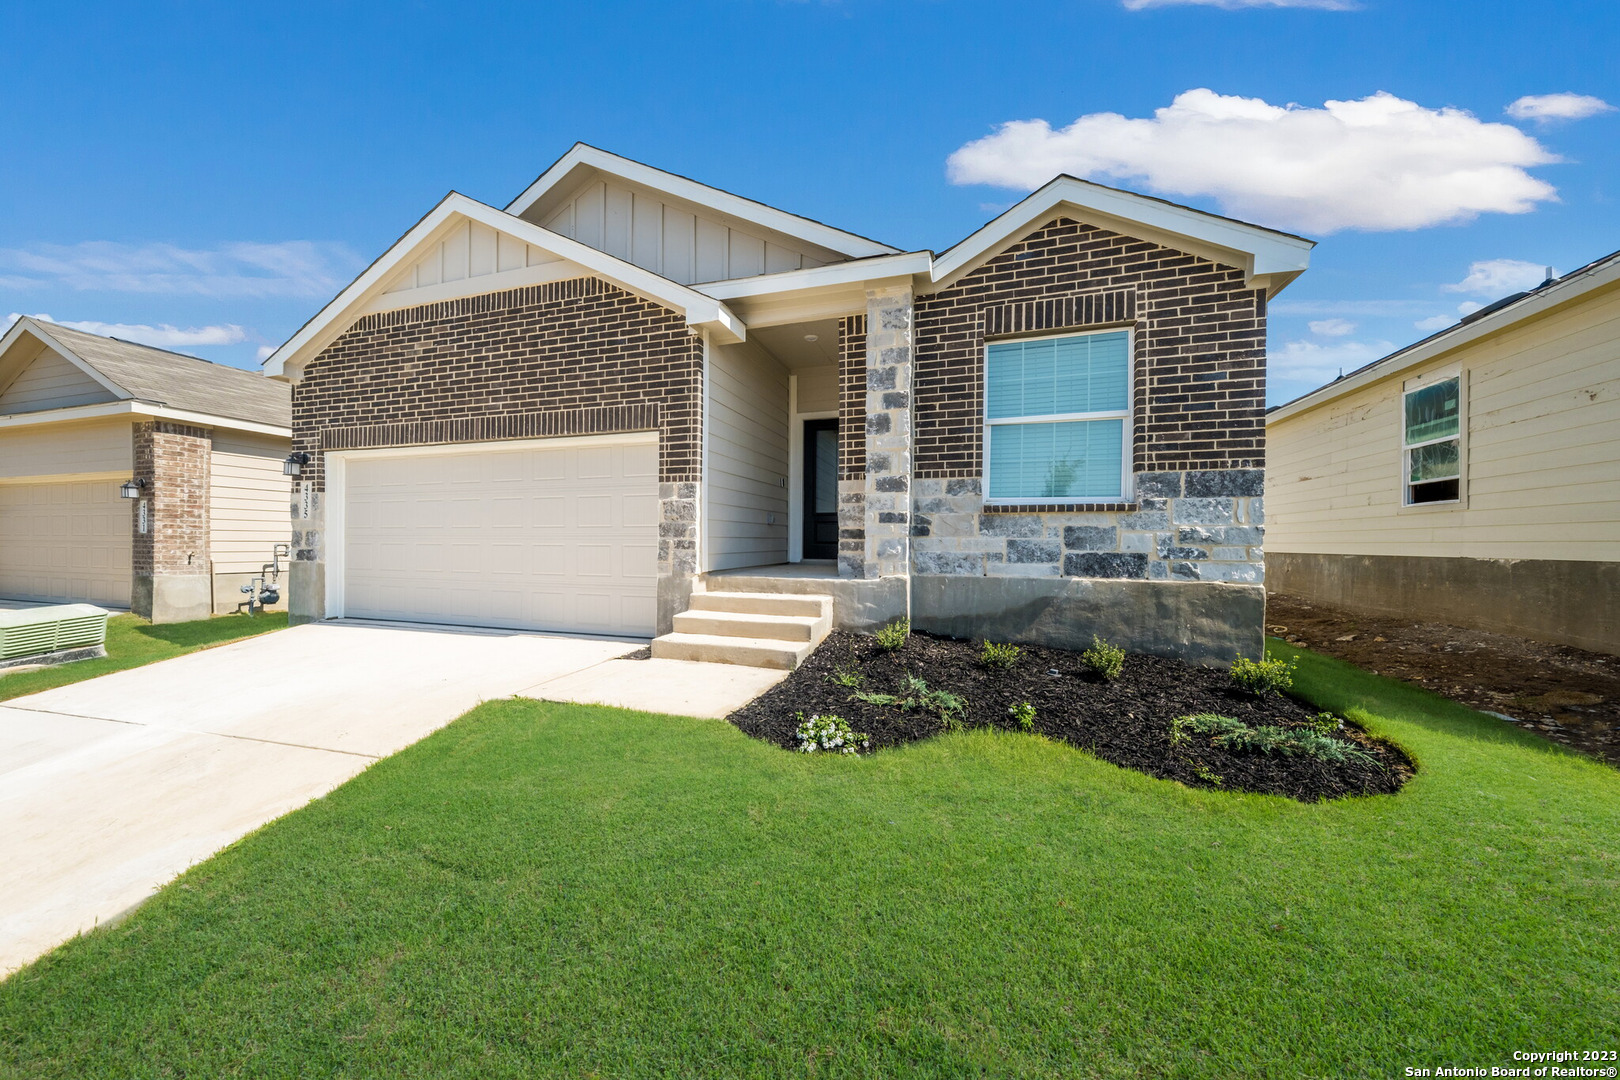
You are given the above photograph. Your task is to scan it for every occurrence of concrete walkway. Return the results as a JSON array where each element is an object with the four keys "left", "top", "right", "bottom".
[{"left": 0, "top": 620, "right": 641, "bottom": 975}]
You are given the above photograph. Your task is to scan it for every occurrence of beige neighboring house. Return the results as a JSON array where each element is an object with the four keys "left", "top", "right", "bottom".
[
  {"left": 0, "top": 318, "right": 292, "bottom": 622},
  {"left": 1266, "top": 248, "right": 1620, "bottom": 655}
]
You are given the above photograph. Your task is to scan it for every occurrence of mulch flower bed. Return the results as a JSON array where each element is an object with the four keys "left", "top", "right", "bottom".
[{"left": 729, "top": 630, "right": 1413, "bottom": 802}]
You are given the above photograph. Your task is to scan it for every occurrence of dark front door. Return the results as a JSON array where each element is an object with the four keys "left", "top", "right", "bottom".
[{"left": 803, "top": 419, "right": 839, "bottom": 560}]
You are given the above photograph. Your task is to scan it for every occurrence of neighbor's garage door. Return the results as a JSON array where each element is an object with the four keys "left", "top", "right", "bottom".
[
  {"left": 0, "top": 479, "right": 132, "bottom": 607},
  {"left": 342, "top": 437, "right": 659, "bottom": 636}
]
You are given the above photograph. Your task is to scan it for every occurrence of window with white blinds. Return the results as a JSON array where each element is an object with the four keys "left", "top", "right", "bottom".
[{"left": 984, "top": 330, "right": 1132, "bottom": 502}]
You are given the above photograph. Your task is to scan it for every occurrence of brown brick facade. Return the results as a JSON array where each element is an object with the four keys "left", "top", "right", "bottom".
[
  {"left": 291, "top": 277, "right": 703, "bottom": 490},
  {"left": 913, "top": 218, "right": 1266, "bottom": 479},
  {"left": 131, "top": 421, "right": 211, "bottom": 579},
  {"left": 836, "top": 314, "right": 866, "bottom": 481}
]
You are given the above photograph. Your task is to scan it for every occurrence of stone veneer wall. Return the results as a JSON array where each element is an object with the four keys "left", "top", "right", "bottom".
[
  {"left": 908, "top": 217, "right": 1269, "bottom": 587},
  {"left": 288, "top": 277, "right": 704, "bottom": 627}
]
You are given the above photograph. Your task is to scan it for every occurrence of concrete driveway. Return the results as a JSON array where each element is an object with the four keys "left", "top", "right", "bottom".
[{"left": 0, "top": 620, "right": 645, "bottom": 976}]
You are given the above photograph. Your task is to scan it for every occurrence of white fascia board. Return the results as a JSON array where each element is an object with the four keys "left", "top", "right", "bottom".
[
  {"left": 263, "top": 192, "right": 746, "bottom": 379},
  {"left": 1268, "top": 258, "right": 1620, "bottom": 425},
  {"left": 505, "top": 144, "right": 900, "bottom": 260},
  {"left": 931, "top": 177, "right": 1315, "bottom": 293},
  {"left": 696, "top": 251, "right": 935, "bottom": 301},
  {"left": 1, "top": 318, "right": 133, "bottom": 400},
  {"left": 0, "top": 398, "right": 290, "bottom": 438}
]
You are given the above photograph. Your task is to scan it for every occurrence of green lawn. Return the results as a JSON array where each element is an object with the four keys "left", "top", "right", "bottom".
[
  {"left": 1, "top": 642, "right": 1615, "bottom": 1078},
  {"left": 0, "top": 611, "right": 288, "bottom": 701}
]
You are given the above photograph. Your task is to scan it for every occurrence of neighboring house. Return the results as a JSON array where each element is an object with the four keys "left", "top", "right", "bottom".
[
  {"left": 264, "top": 144, "right": 1313, "bottom": 664},
  {"left": 1267, "top": 249, "right": 1620, "bottom": 655},
  {"left": 0, "top": 318, "right": 293, "bottom": 621}
]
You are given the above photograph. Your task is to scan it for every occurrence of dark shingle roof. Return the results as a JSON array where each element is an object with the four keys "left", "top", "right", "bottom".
[{"left": 33, "top": 321, "right": 290, "bottom": 428}]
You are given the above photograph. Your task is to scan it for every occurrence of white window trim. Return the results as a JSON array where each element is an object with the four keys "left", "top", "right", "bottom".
[
  {"left": 981, "top": 327, "right": 1135, "bottom": 506},
  {"left": 1397, "top": 368, "right": 1468, "bottom": 512}
]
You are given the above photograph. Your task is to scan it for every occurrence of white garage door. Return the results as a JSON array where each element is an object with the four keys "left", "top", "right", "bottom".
[
  {"left": 0, "top": 480, "right": 132, "bottom": 607},
  {"left": 342, "top": 437, "right": 660, "bottom": 636}
]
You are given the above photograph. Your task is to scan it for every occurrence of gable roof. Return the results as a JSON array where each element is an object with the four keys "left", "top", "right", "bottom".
[
  {"left": 504, "top": 143, "right": 901, "bottom": 262},
  {"left": 1268, "top": 247, "right": 1620, "bottom": 424},
  {"left": 0, "top": 318, "right": 290, "bottom": 429},
  {"left": 262, "top": 191, "right": 746, "bottom": 380},
  {"left": 930, "top": 175, "right": 1315, "bottom": 297}
]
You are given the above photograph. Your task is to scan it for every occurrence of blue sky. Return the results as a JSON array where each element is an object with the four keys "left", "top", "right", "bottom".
[{"left": 1, "top": 0, "right": 1615, "bottom": 405}]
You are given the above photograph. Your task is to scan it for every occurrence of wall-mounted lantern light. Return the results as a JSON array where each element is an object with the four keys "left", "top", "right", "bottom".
[
  {"left": 283, "top": 452, "right": 312, "bottom": 477},
  {"left": 119, "top": 478, "right": 147, "bottom": 500}
]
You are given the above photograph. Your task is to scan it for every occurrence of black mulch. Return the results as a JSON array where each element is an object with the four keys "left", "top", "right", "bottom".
[{"left": 728, "top": 630, "right": 1413, "bottom": 802}]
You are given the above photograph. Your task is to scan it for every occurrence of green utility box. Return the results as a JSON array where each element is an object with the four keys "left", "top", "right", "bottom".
[{"left": 0, "top": 604, "right": 110, "bottom": 669}]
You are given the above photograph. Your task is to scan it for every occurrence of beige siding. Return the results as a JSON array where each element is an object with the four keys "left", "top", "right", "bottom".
[
  {"left": 0, "top": 479, "right": 132, "bottom": 607},
  {"left": 210, "top": 430, "right": 293, "bottom": 574},
  {"left": 0, "top": 347, "right": 117, "bottom": 414},
  {"left": 707, "top": 340, "right": 789, "bottom": 571},
  {"left": 1267, "top": 282, "right": 1620, "bottom": 562},
  {"left": 537, "top": 176, "right": 833, "bottom": 285},
  {"left": 0, "top": 417, "right": 132, "bottom": 481},
  {"left": 795, "top": 364, "right": 838, "bottom": 414},
  {"left": 381, "top": 219, "right": 565, "bottom": 297}
]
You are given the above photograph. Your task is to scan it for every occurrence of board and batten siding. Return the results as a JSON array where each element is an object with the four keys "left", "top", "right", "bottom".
[
  {"left": 210, "top": 430, "right": 293, "bottom": 575},
  {"left": 0, "top": 417, "right": 133, "bottom": 482},
  {"left": 706, "top": 340, "right": 789, "bottom": 571},
  {"left": 1267, "top": 281, "right": 1620, "bottom": 563},
  {"left": 0, "top": 347, "right": 117, "bottom": 414},
  {"left": 533, "top": 176, "right": 834, "bottom": 286}
]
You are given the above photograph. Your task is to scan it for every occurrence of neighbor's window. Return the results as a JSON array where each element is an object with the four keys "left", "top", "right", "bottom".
[
  {"left": 985, "top": 329, "right": 1130, "bottom": 502},
  {"left": 1403, "top": 375, "right": 1462, "bottom": 504}
]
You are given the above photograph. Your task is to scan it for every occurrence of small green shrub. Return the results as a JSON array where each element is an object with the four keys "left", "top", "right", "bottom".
[
  {"left": 979, "top": 640, "right": 1023, "bottom": 671},
  {"left": 1173, "top": 713, "right": 1373, "bottom": 766},
  {"left": 1192, "top": 763, "right": 1225, "bottom": 788},
  {"left": 793, "top": 713, "right": 870, "bottom": 755},
  {"left": 1080, "top": 635, "right": 1126, "bottom": 680},
  {"left": 1302, "top": 712, "right": 1341, "bottom": 736},
  {"left": 826, "top": 664, "right": 865, "bottom": 689},
  {"left": 1229, "top": 655, "right": 1297, "bottom": 696},
  {"left": 855, "top": 675, "right": 966, "bottom": 730},
  {"left": 1008, "top": 701, "right": 1037, "bottom": 733},
  {"left": 901, "top": 674, "right": 967, "bottom": 730},
  {"left": 875, "top": 618, "right": 910, "bottom": 652}
]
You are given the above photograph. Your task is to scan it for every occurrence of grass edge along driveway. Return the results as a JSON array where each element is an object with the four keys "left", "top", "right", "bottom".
[
  {"left": 0, "top": 611, "right": 289, "bottom": 701},
  {"left": 1, "top": 640, "right": 1615, "bottom": 1078}
]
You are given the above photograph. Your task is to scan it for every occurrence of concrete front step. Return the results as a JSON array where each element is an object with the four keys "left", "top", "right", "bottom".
[
  {"left": 653, "top": 590, "right": 835, "bottom": 669},
  {"left": 687, "top": 591, "right": 831, "bottom": 618},
  {"left": 672, "top": 608, "right": 828, "bottom": 642},
  {"left": 650, "top": 632, "right": 814, "bottom": 670}
]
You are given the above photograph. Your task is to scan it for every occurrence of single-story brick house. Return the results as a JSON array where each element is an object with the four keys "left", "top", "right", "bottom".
[
  {"left": 264, "top": 145, "right": 1313, "bottom": 663},
  {"left": 1267, "top": 247, "right": 1619, "bottom": 655},
  {"left": 0, "top": 318, "right": 292, "bottom": 621}
]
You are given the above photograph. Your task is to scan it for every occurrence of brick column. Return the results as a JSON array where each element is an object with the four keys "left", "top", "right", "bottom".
[
  {"left": 861, "top": 283, "right": 914, "bottom": 585},
  {"left": 131, "top": 421, "right": 214, "bottom": 623}
]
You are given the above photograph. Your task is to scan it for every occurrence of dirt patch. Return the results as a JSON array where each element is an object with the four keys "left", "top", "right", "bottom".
[
  {"left": 1267, "top": 594, "right": 1620, "bottom": 767},
  {"left": 729, "top": 630, "right": 1412, "bottom": 802}
]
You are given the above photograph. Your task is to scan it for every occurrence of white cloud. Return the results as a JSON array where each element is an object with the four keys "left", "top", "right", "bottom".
[
  {"left": 1123, "top": 0, "right": 1355, "bottom": 8},
  {"left": 946, "top": 89, "right": 1560, "bottom": 233},
  {"left": 0, "top": 240, "right": 361, "bottom": 298},
  {"left": 1414, "top": 315, "right": 1455, "bottom": 332},
  {"left": 255, "top": 345, "right": 277, "bottom": 362},
  {"left": 1269, "top": 337, "right": 1393, "bottom": 385},
  {"left": 1308, "top": 317, "right": 1356, "bottom": 336},
  {"left": 6, "top": 312, "right": 246, "bottom": 349},
  {"left": 1443, "top": 258, "right": 1552, "bottom": 296},
  {"left": 1506, "top": 93, "right": 1616, "bottom": 123}
]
